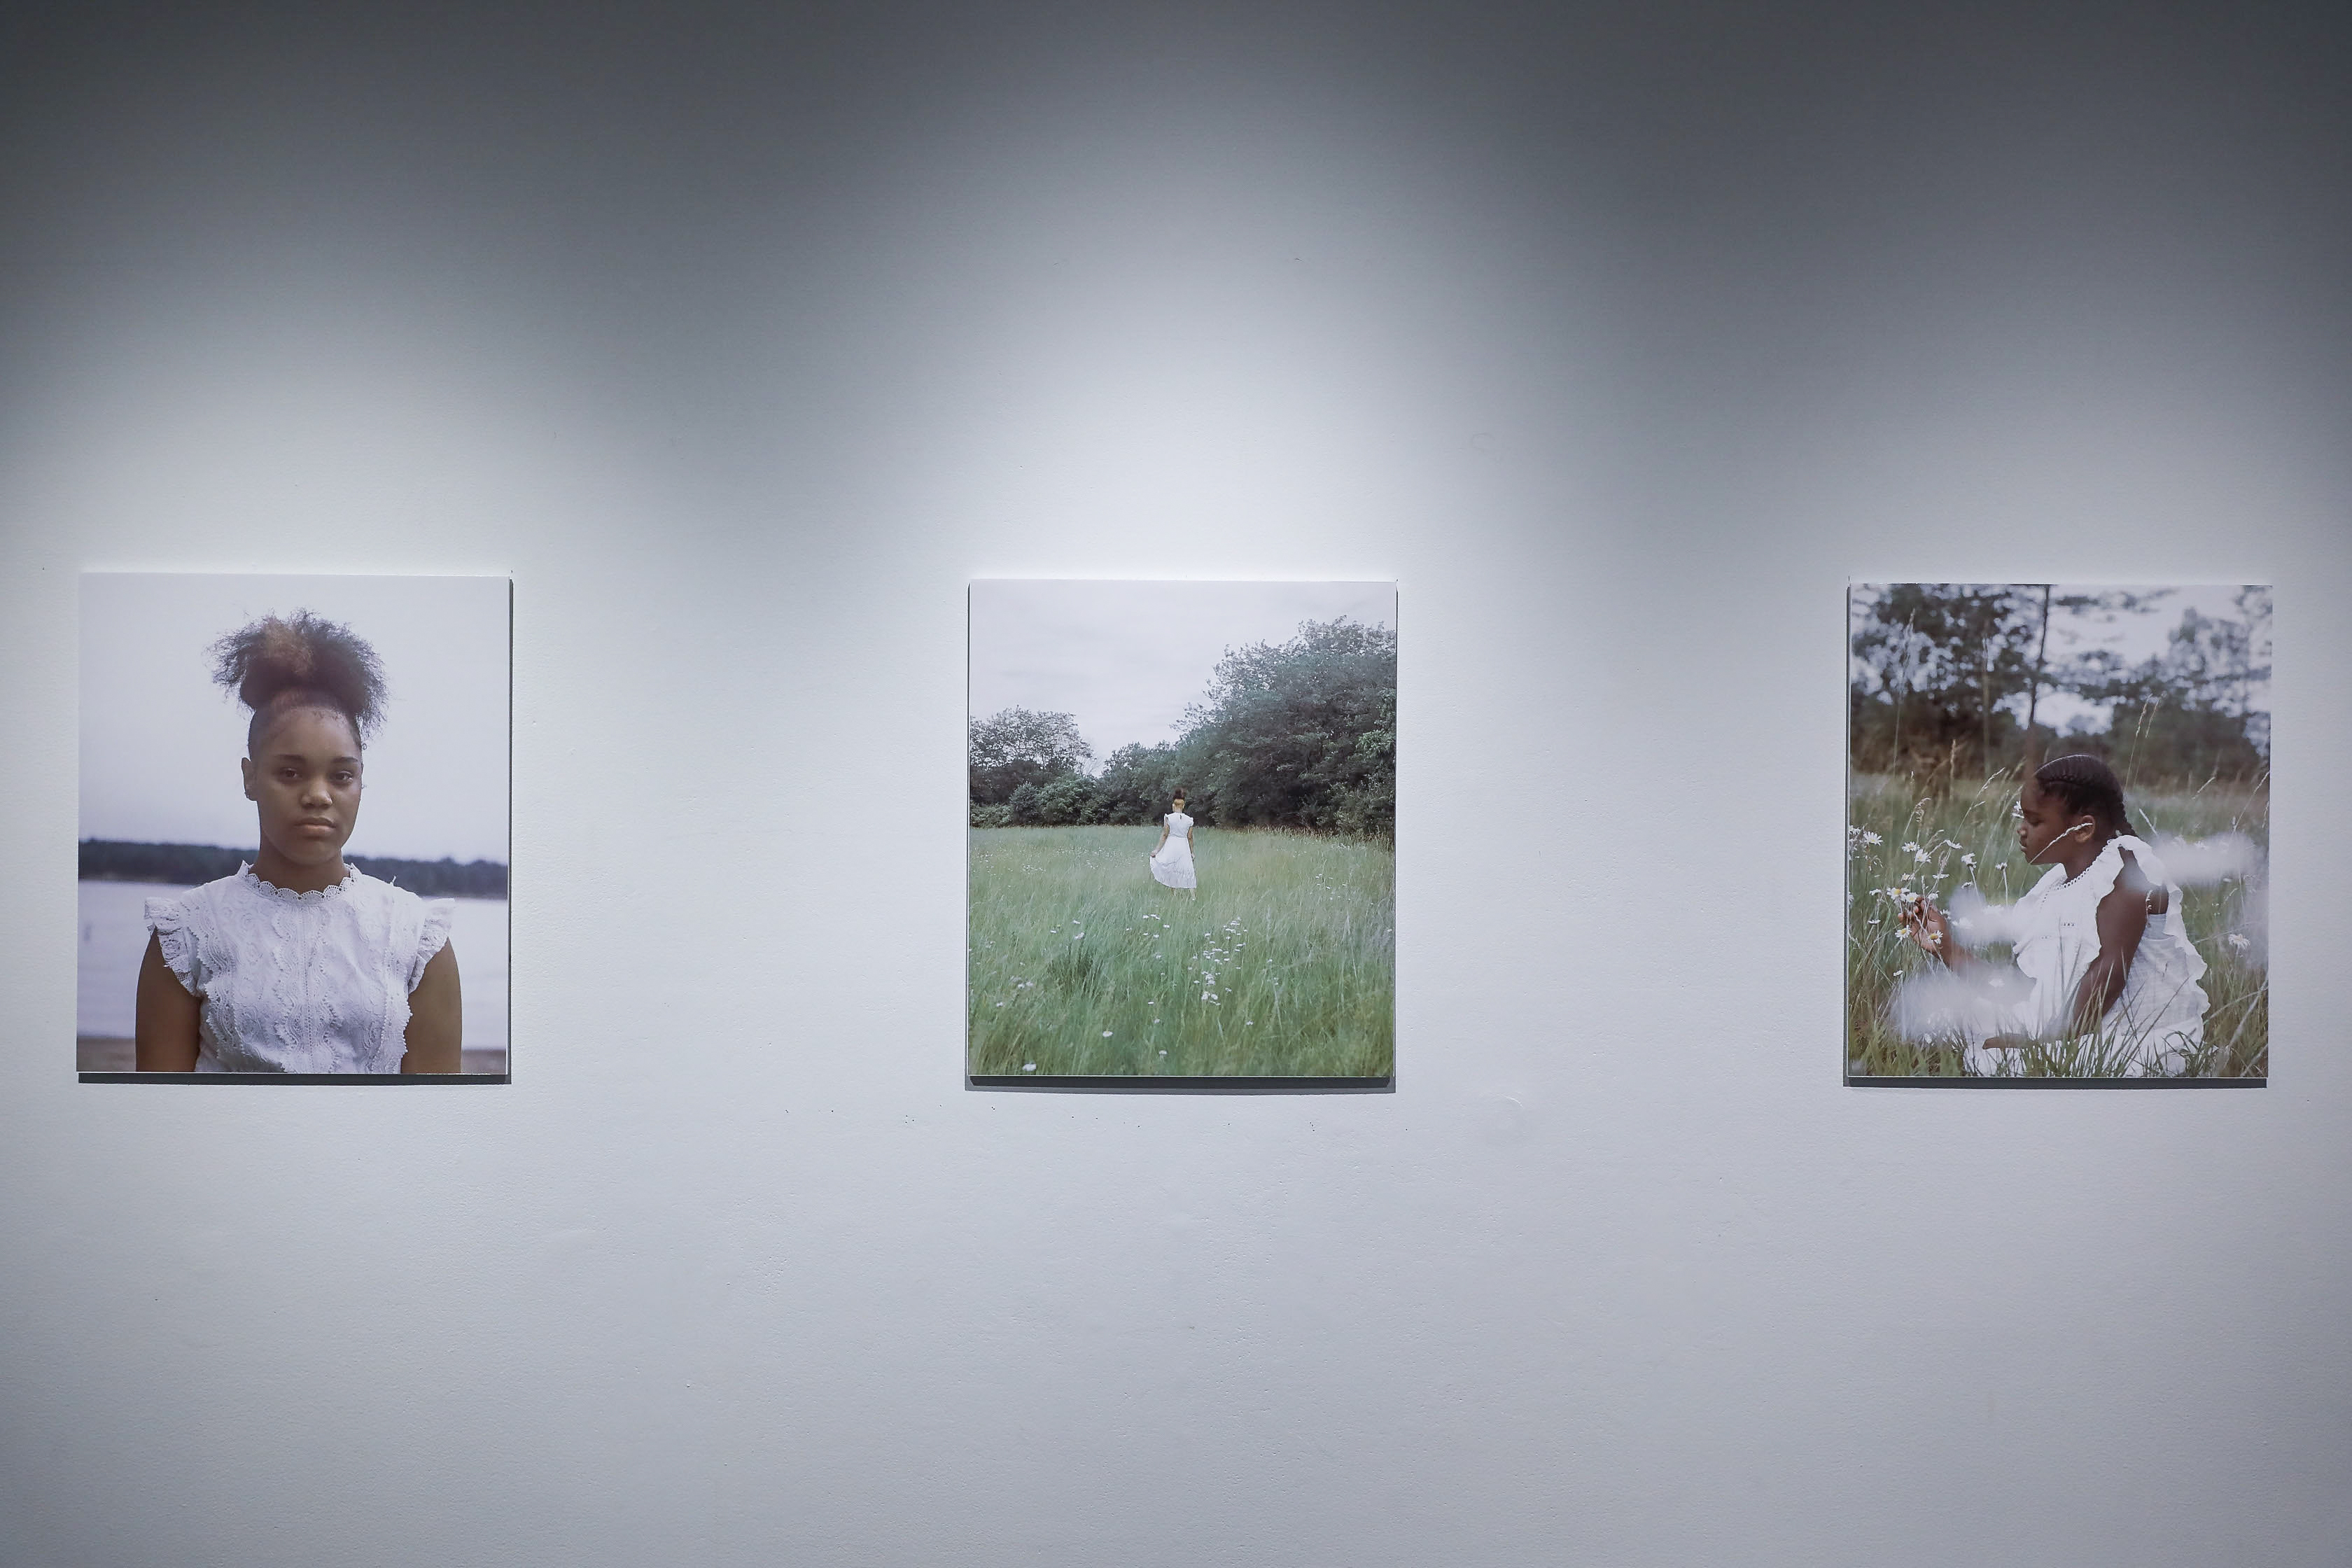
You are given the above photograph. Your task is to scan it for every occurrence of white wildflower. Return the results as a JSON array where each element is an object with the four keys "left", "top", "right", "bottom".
[
  {"left": 1102, "top": 1030, "right": 1113, "bottom": 1037},
  {"left": 1022, "top": 1063, "right": 1036, "bottom": 1072},
  {"left": 1901, "top": 841, "right": 1920, "bottom": 854},
  {"left": 2227, "top": 933, "right": 2250, "bottom": 952}
]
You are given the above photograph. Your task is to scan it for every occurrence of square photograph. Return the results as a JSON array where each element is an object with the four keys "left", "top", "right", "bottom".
[
  {"left": 78, "top": 574, "right": 510, "bottom": 1078},
  {"left": 1847, "top": 584, "right": 2269, "bottom": 1082},
  {"left": 967, "top": 581, "right": 1396, "bottom": 1084}
]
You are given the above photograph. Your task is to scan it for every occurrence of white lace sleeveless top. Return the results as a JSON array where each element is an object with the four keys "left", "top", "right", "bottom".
[{"left": 145, "top": 865, "right": 456, "bottom": 1072}]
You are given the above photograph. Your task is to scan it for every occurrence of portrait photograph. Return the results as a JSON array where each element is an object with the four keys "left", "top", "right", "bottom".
[
  {"left": 1847, "top": 583, "right": 2269, "bottom": 1083},
  {"left": 967, "top": 581, "right": 1396, "bottom": 1085},
  {"left": 78, "top": 573, "right": 511, "bottom": 1079}
]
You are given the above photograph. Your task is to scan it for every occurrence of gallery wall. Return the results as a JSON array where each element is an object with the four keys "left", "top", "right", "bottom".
[{"left": 3, "top": 3, "right": 2347, "bottom": 1564}]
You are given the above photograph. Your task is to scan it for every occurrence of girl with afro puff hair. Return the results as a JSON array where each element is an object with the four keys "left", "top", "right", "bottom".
[{"left": 134, "top": 612, "right": 463, "bottom": 1072}]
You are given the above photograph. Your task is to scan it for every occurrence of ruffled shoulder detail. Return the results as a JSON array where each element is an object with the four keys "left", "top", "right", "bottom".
[
  {"left": 2064, "top": 839, "right": 2130, "bottom": 904},
  {"left": 144, "top": 895, "right": 200, "bottom": 993},
  {"left": 410, "top": 899, "right": 457, "bottom": 990},
  {"left": 2111, "top": 834, "right": 2174, "bottom": 889}
]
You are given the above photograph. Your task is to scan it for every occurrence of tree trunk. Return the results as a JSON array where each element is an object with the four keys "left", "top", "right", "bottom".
[
  {"left": 1981, "top": 645, "right": 1993, "bottom": 776},
  {"left": 2023, "top": 584, "right": 2052, "bottom": 771}
]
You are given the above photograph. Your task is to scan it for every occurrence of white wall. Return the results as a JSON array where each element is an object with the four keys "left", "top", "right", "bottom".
[{"left": 3, "top": 5, "right": 2348, "bottom": 1564}]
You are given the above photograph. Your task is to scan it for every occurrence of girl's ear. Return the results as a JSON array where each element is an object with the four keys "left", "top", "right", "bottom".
[{"left": 239, "top": 755, "right": 258, "bottom": 802}]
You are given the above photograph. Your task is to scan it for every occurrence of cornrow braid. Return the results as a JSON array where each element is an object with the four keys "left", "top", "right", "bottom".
[
  {"left": 2033, "top": 752, "right": 2134, "bottom": 840},
  {"left": 209, "top": 611, "right": 387, "bottom": 755}
]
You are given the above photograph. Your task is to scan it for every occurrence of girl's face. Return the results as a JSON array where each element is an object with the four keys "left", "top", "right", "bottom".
[
  {"left": 241, "top": 706, "right": 363, "bottom": 869},
  {"left": 2016, "top": 777, "right": 2094, "bottom": 864}
]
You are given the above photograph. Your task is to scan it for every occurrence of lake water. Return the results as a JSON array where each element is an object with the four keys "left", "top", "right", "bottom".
[{"left": 77, "top": 880, "right": 510, "bottom": 1051}]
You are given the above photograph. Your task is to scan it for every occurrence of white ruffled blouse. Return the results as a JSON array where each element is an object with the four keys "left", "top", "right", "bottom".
[
  {"left": 145, "top": 864, "right": 455, "bottom": 1072},
  {"left": 1987, "top": 834, "right": 2210, "bottom": 1074}
]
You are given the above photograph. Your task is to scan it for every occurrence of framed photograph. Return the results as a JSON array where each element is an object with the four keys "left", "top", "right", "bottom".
[
  {"left": 1846, "top": 583, "right": 2269, "bottom": 1085},
  {"left": 967, "top": 581, "right": 1396, "bottom": 1088},
  {"left": 78, "top": 574, "right": 511, "bottom": 1081}
]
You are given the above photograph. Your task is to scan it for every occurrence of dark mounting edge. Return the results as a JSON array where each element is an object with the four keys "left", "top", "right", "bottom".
[
  {"left": 80, "top": 1072, "right": 511, "bottom": 1085},
  {"left": 1847, "top": 1074, "right": 2264, "bottom": 1089},
  {"left": 971, "top": 1074, "right": 1394, "bottom": 1095}
]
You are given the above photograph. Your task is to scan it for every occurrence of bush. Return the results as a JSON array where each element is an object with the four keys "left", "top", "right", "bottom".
[{"left": 1034, "top": 775, "right": 1098, "bottom": 825}]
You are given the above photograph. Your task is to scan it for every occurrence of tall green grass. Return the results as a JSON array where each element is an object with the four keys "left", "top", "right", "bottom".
[
  {"left": 968, "top": 826, "right": 1394, "bottom": 1077},
  {"left": 1847, "top": 769, "right": 2268, "bottom": 1078}
]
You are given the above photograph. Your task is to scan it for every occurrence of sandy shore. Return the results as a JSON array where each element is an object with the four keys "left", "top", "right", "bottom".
[{"left": 77, "top": 1038, "right": 509, "bottom": 1075}]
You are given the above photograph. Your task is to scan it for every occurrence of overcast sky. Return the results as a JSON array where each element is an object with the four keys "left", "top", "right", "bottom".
[
  {"left": 970, "top": 581, "right": 1394, "bottom": 763},
  {"left": 81, "top": 574, "right": 510, "bottom": 862},
  {"left": 1850, "top": 582, "right": 2271, "bottom": 730}
]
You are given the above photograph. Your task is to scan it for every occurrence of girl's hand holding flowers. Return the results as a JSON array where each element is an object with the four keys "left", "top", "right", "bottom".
[{"left": 1900, "top": 894, "right": 1949, "bottom": 955}]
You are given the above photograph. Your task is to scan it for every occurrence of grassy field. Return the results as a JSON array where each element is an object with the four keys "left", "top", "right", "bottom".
[
  {"left": 968, "top": 825, "right": 1394, "bottom": 1077},
  {"left": 1847, "top": 769, "right": 2268, "bottom": 1078}
]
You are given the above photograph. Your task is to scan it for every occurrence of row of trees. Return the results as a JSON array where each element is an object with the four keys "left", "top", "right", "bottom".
[
  {"left": 1849, "top": 584, "right": 2271, "bottom": 781},
  {"left": 969, "top": 618, "right": 1397, "bottom": 839},
  {"left": 79, "top": 840, "right": 510, "bottom": 897}
]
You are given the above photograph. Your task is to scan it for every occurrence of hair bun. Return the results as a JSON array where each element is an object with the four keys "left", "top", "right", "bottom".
[{"left": 211, "top": 611, "right": 386, "bottom": 741}]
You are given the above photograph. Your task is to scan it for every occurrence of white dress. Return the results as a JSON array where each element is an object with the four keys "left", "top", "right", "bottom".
[
  {"left": 1968, "top": 836, "right": 2209, "bottom": 1075},
  {"left": 1149, "top": 813, "right": 1196, "bottom": 890},
  {"left": 145, "top": 864, "right": 456, "bottom": 1072}
]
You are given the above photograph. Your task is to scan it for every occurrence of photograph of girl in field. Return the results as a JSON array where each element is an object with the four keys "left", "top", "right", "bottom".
[
  {"left": 968, "top": 581, "right": 1396, "bottom": 1082},
  {"left": 1847, "top": 583, "right": 2269, "bottom": 1081},
  {"left": 79, "top": 575, "right": 510, "bottom": 1077}
]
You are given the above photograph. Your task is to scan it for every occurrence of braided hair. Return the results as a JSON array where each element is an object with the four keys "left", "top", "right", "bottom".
[
  {"left": 209, "top": 611, "right": 387, "bottom": 756},
  {"left": 2032, "top": 753, "right": 2136, "bottom": 841}
]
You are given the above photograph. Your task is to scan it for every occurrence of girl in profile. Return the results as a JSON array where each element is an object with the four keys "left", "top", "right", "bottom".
[
  {"left": 1900, "top": 753, "right": 2208, "bottom": 1074},
  {"left": 1149, "top": 789, "right": 1197, "bottom": 895},
  {"left": 134, "top": 612, "right": 462, "bottom": 1073}
]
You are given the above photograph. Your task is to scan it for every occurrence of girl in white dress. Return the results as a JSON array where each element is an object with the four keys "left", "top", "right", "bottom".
[
  {"left": 134, "top": 612, "right": 463, "bottom": 1074},
  {"left": 1900, "top": 754, "right": 2209, "bottom": 1075},
  {"left": 1149, "top": 790, "right": 1197, "bottom": 894}
]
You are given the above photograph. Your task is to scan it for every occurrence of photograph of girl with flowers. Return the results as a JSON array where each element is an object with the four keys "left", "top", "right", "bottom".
[
  {"left": 1847, "top": 583, "right": 2269, "bottom": 1082},
  {"left": 967, "top": 581, "right": 1395, "bottom": 1084}
]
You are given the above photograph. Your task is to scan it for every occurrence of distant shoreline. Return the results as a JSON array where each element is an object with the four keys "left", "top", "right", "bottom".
[
  {"left": 79, "top": 840, "right": 508, "bottom": 899},
  {"left": 78, "top": 874, "right": 510, "bottom": 902}
]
